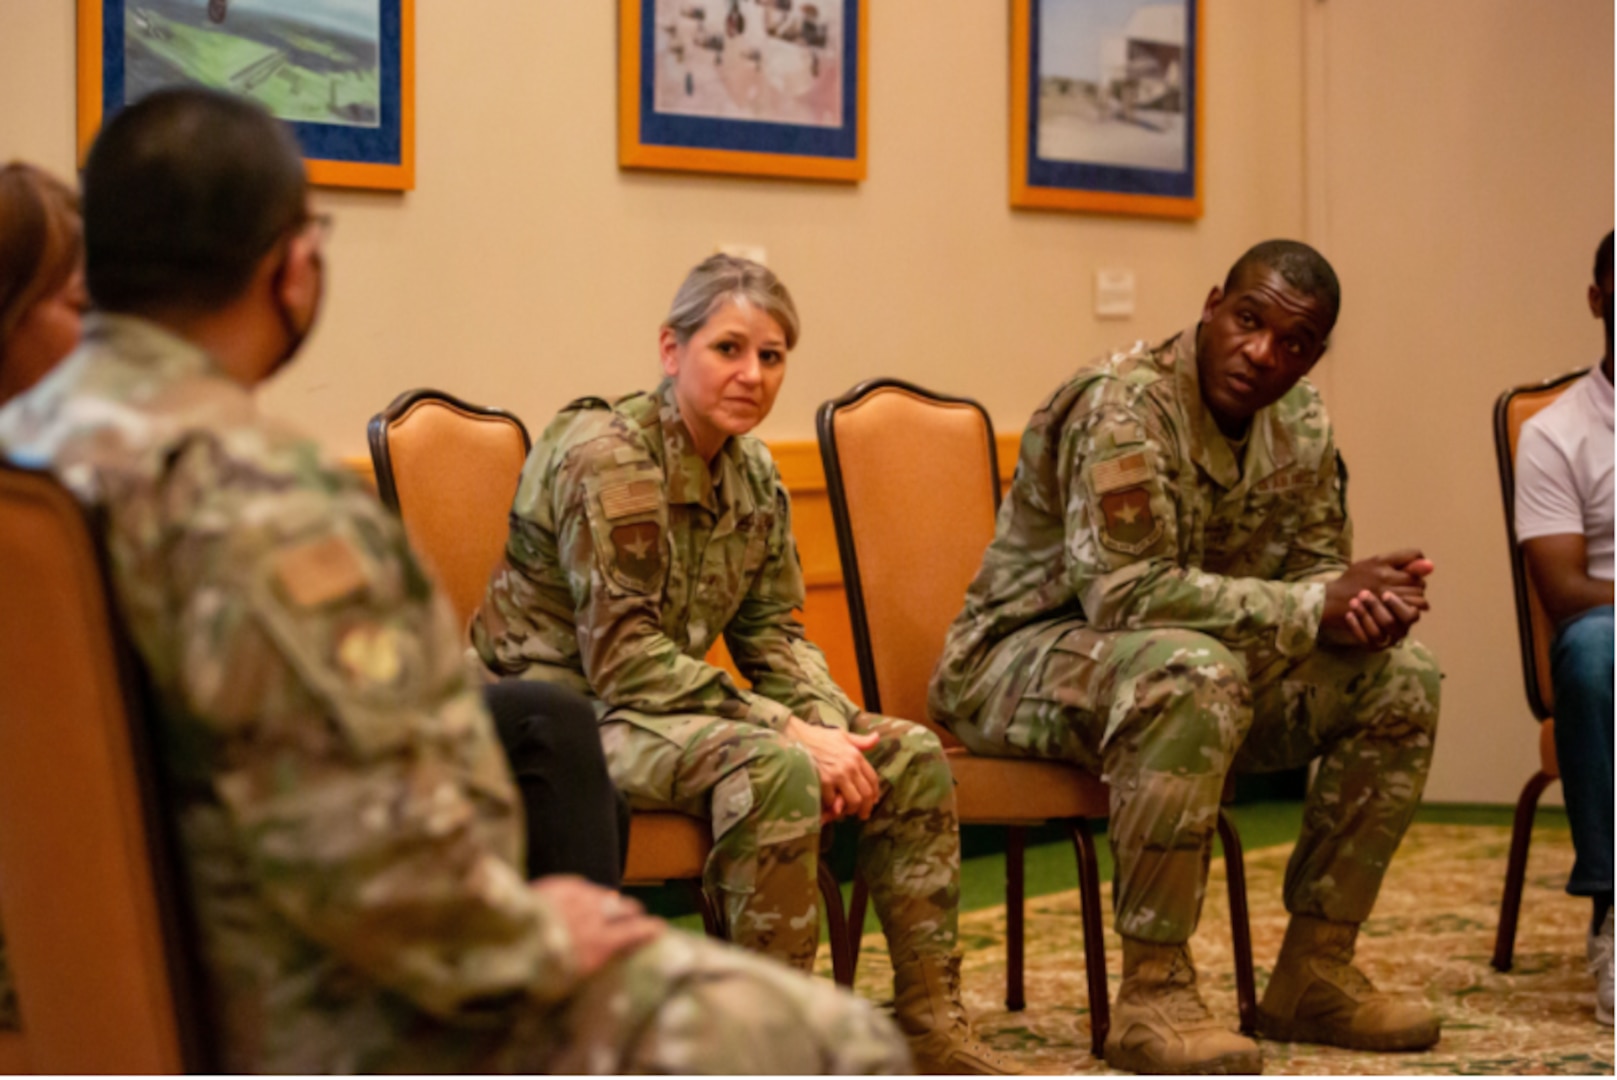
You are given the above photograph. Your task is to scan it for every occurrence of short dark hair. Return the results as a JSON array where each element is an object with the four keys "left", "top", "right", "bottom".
[
  {"left": 83, "top": 87, "right": 307, "bottom": 314},
  {"left": 1223, "top": 239, "right": 1341, "bottom": 332},
  {"left": 1595, "top": 230, "right": 1613, "bottom": 285}
]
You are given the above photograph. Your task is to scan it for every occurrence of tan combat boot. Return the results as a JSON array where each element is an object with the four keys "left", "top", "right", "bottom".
[
  {"left": 1256, "top": 915, "right": 1440, "bottom": 1052},
  {"left": 892, "top": 953, "right": 1023, "bottom": 1075},
  {"left": 1104, "top": 939, "right": 1262, "bottom": 1075}
]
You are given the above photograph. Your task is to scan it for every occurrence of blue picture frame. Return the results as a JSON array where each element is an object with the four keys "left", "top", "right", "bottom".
[
  {"left": 1010, "top": 0, "right": 1202, "bottom": 218},
  {"left": 619, "top": 0, "right": 868, "bottom": 183},
  {"left": 78, "top": 0, "right": 415, "bottom": 190}
]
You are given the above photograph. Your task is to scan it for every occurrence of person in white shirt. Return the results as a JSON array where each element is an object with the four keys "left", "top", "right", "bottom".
[{"left": 1514, "top": 229, "right": 1614, "bottom": 1027}]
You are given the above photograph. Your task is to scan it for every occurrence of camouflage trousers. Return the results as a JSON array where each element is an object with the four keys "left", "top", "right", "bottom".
[
  {"left": 503, "top": 929, "right": 910, "bottom": 1073},
  {"left": 601, "top": 710, "right": 961, "bottom": 971},
  {"left": 950, "top": 624, "right": 1441, "bottom": 943}
]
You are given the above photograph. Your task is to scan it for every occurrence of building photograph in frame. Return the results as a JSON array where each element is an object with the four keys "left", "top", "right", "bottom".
[
  {"left": 1011, "top": 0, "right": 1202, "bottom": 218},
  {"left": 79, "top": 0, "right": 415, "bottom": 189}
]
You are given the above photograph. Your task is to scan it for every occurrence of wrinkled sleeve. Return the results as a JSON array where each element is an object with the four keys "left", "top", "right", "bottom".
[
  {"left": 1063, "top": 392, "right": 1324, "bottom": 659},
  {"left": 725, "top": 474, "right": 860, "bottom": 731},
  {"left": 1279, "top": 437, "right": 1353, "bottom": 583},
  {"left": 167, "top": 465, "right": 580, "bottom": 1023},
  {"left": 552, "top": 439, "right": 792, "bottom": 730}
]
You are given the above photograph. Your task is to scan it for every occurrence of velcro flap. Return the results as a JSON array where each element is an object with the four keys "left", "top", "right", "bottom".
[
  {"left": 1090, "top": 451, "right": 1151, "bottom": 494},
  {"left": 271, "top": 535, "right": 369, "bottom": 609}
]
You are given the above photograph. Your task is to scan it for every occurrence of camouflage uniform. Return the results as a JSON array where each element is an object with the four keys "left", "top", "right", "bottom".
[
  {"left": 930, "top": 327, "right": 1441, "bottom": 945},
  {"left": 471, "top": 381, "right": 961, "bottom": 972},
  {"left": 0, "top": 315, "right": 909, "bottom": 1074}
]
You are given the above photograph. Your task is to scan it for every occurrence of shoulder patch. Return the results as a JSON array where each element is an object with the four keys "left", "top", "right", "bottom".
[
  {"left": 271, "top": 535, "right": 368, "bottom": 609},
  {"left": 1091, "top": 451, "right": 1152, "bottom": 494}
]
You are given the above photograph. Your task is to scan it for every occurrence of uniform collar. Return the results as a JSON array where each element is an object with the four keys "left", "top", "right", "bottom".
[
  {"left": 1173, "top": 322, "right": 1297, "bottom": 492},
  {"left": 80, "top": 311, "right": 228, "bottom": 385},
  {"left": 654, "top": 379, "right": 756, "bottom": 522}
]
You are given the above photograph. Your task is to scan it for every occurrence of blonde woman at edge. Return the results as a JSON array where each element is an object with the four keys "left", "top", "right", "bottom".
[{"left": 471, "top": 254, "right": 1018, "bottom": 1075}]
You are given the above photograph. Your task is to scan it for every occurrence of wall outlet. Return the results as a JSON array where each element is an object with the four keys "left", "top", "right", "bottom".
[{"left": 1095, "top": 268, "right": 1135, "bottom": 318}]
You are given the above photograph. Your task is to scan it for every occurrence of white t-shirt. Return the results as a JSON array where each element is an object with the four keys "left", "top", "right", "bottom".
[{"left": 1515, "top": 366, "right": 1615, "bottom": 581}]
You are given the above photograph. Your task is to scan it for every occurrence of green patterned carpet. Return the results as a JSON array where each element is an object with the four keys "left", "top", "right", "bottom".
[{"left": 814, "top": 821, "right": 1614, "bottom": 1075}]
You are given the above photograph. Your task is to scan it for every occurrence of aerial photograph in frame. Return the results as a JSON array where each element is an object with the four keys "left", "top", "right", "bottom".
[
  {"left": 1036, "top": 0, "right": 1188, "bottom": 172},
  {"left": 123, "top": 0, "right": 381, "bottom": 128},
  {"left": 652, "top": 0, "right": 844, "bottom": 129}
]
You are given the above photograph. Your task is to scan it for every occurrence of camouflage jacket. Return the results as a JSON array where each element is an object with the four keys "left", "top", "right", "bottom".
[
  {"left": 471, "top": 380, "right": 859, "bottom": 731},
  {"left": 930, "top": 326, "right": 1352, "bottom": 726},
  {"left": 0, "top": 315, "right": 580, "bottom": 1072}
]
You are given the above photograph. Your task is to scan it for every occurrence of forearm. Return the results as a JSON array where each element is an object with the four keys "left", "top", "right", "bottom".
[
  {"left": 730, "top": 624, "right": 860, "bottom": 730},
  {"left": 1542, "top": 574, "right": 1615, "bottom": 628},
  {"left": 586, "top": 623, "right": 792, "bottom": 728},
  {"left": 1080, "top": 559, "right": 1325, "bottom": 659}
]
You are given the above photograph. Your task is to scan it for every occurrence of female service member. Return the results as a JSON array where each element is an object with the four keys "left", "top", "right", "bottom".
[{"left": 470, "top": 255, "right": 1016, "bottom": 1075}]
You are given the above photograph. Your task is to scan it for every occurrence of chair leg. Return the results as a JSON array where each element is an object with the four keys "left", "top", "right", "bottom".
[
  {"left": 1493, "top": 770, "right": 1555, "bottom": 972},
  {"left": 1217, "top": 808, "right": 1257, "bottom": 1036},
  {"left": 847, "top": 875, "right": 869, "bottom": 984},
  {"left": 690, "top": 880, "right": 726, "bottom": 939},
  {"left": 1006, "top": 825, "right": 1026, "bottom": 1012},
  {"left": 1068, "top": 818, "right": 1110, "bottom": 1058},
  {"left": 819, "top": 859, "right": 855, "bottom": 987}
]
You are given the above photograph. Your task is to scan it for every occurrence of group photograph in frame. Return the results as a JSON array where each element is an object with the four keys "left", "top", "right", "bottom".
[
  {"left": 77, "top": 0, "right": 415, "bottom": 190},
  {"left": 618, "top": 0, "right": 867, "bottom": 183},
  {"left": 1011, "top": 0, "right": 1202, "bottom": 219}
]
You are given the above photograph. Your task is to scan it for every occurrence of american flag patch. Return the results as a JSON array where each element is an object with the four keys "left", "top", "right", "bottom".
[
  {"left": 600, "top": 478, "right": 661, "bottom": 520},
  {"left": 1091, "top": 451, "right": 1151, "bottom": 494}
]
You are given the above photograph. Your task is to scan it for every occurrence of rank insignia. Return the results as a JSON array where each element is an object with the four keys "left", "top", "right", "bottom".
[{"left": 335, "top": 622, "right": 404, "bottom": 689}]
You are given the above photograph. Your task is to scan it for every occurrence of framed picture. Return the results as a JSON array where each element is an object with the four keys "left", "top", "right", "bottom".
[
  {"left": 618, "top": 0, "right": 867, "bottom": 183},
  {"left": 77, "top": 0, "right": 415, "bottom": 191},
  {"left": 1010, "top": 0, "right": 1202, "bottom": 219}
]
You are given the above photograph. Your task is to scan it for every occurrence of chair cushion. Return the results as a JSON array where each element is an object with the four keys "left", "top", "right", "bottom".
[
  {"left": 622, "top": 812, "right": 711, "bottom": 884},
  {"left": 946, "top": 747, "right": 1109, "bottom": 823}
]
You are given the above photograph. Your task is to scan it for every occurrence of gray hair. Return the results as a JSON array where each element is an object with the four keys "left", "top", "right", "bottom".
[{"left": 663, "top": 253, "right": 800, "bottom": 349}]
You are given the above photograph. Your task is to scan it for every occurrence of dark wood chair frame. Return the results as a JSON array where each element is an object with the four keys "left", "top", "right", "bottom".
[
  {"left": 816, "top": 378, "right": 1258, "bottom": 1046},
  {"left": 0, "top": 465, "right": 215, "bottom": 1072},
  {"left": 1489, "top": 367, "right": 1586, "bottom": 972},
  {"left": 366, "top": 388, "right": 855, "bottom": 983}
]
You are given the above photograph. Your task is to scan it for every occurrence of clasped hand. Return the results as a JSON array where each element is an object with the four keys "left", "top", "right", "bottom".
[
  {"left": 786, "top": 716, "right": 882, "bottom": 824},
  {"left": 1319, "top": 548, "right": 1435, "bottom": 651}
]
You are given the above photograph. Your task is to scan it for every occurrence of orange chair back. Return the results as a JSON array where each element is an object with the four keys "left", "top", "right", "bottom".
[
  {"left": 1493, "top": 368, "right": 1589, "bottom": 721},
  {"left": 817, "top": 380, "right": 1003, "bottom": 742},
  {"left": 0, "top": 465, "right": 206, "bottom": 1073},
  {"left": 368, "top": 390, "right": 532, "bottom": 625}
]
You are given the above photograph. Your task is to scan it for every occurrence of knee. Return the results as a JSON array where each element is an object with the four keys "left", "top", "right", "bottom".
[
  {"left": 1113, "top": 631, "right": 1253, "bottom": 758},
  {"left": 741, "top": 736, "right": 822, "bottom": 821},
  {"left": 869, "top": 717, "right": 953, "bottom": 802},
  {"left": 1373, "top": 638, "right": 1442, "bottom": 738},
  {"left": 1554, "top": 608, "right": 1615, "bottom": 692},
  {"left": 484, "top": 681, "right": 607, "bottom": 773}
]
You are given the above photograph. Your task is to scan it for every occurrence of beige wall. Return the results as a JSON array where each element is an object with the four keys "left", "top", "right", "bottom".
[
  {"left": 0, "top": 1, "right": 1306, "bottom": 447},
  {"left": 0, "top": 2, "right": 1610, "bottom": 804},
  {"left": 1306, "top": 0, "right": 1613, "bottom": 803}
]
